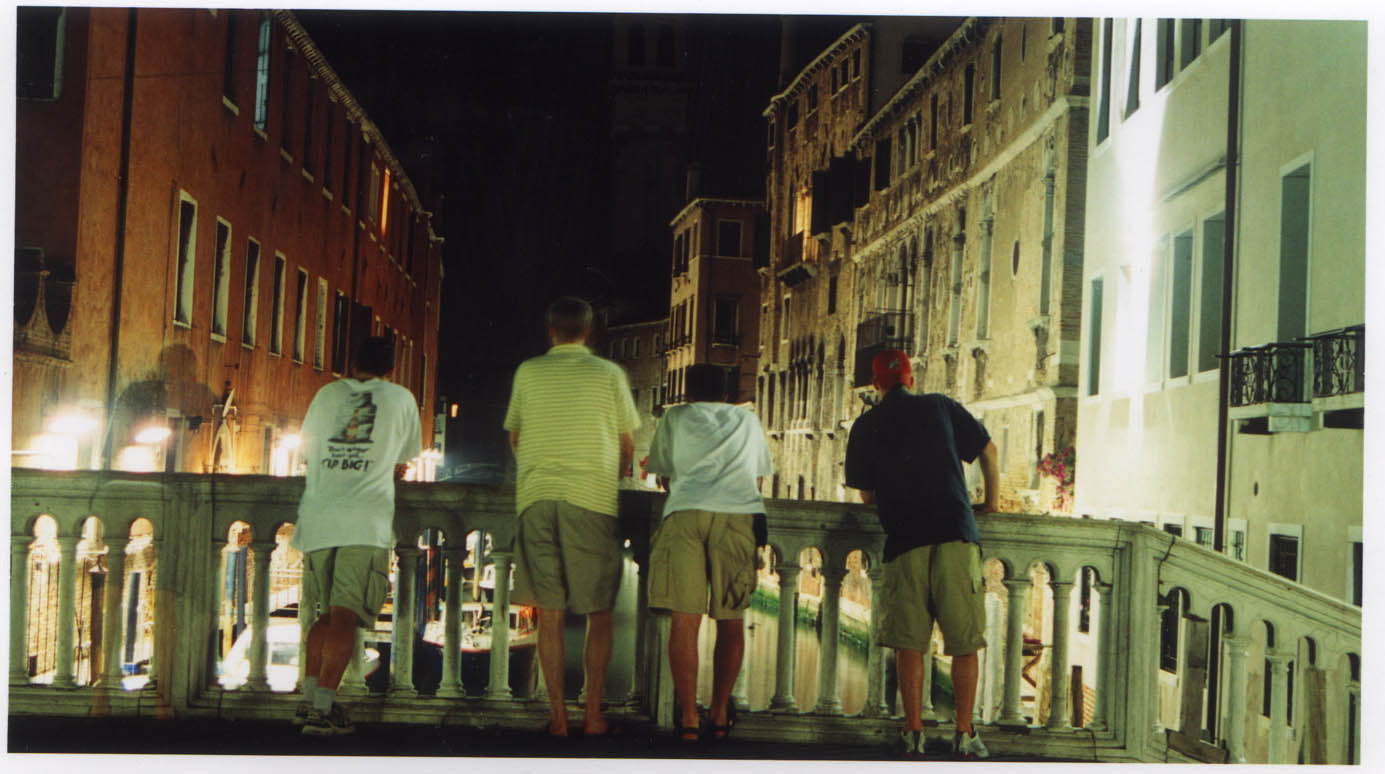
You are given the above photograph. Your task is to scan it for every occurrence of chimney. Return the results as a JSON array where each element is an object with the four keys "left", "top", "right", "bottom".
[
  {"left": 685, "top": 162, "right": 703, "bottom": 203},
  {"left": 778, "top": 16, "right": 797, "bottom": 90}
]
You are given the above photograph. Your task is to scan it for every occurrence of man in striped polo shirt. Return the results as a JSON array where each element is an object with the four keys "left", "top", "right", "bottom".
[{"left": 503, "top": 296, "right": 640, "bottom": 738}]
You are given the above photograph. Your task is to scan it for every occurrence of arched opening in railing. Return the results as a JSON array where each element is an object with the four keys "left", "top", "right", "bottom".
[
  {"left": 120, "top": 517, "right": 157, "bottom": 690},
  {"left": 24, "top": 514, "right": 60, "bottom": 684},
  {"left": 216, "top": 520, "right": 254, "bottom": 688},
  {"left": 73, "top": 517, "right": 105, "bottom": 686}
]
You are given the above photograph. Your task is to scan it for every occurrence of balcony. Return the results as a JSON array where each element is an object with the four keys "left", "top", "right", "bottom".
[
  {"left": 853, "top": 310, "right": 914, "bottom": 387},
  {"left": 10, "top": 470, "right": 1360, "bottom": 763},
  {"left": 1228, "top": 326, "right": 1365, "bottom": 432},
  {"left": 1308, "top": 325, "right": 1365, "bottom": 401},
  {"left": 776, "top": 234, "right": 815, "bottom": 288}
]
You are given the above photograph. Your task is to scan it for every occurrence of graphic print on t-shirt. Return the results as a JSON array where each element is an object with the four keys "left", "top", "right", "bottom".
[{"left": 329, "top": 391, "right": 377, "bottom": 444}]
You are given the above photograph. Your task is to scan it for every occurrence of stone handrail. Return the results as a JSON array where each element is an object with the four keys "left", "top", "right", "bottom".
[{"left": 10, "top": 470, "right": 1360, "bottom": 763}]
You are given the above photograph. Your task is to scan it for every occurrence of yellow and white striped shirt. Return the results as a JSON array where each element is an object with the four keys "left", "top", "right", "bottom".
[{"left": 503, "top": 343, "right": 640, "bottom": 517}]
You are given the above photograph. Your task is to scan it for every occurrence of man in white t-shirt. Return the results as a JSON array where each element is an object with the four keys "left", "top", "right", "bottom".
[
  {"left": 644, "top": 364, "right": 772, "bottom": 742},
  {"left": 291, "top": 336, "right": 422, "bottom": 736}
]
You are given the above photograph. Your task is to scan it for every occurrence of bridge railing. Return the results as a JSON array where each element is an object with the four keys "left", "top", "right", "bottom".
[{"left": 10, "top": 470, "right": 1359, "bottom": 763}]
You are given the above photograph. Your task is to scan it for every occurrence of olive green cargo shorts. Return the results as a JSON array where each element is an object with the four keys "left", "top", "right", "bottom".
[
  {"left": 877, "top": 541, "right": 987, "bottom": 656},
  {"left": 648, "top": 510, "right": 757, "bottom": 620},
  {"left": 512, "top": 500, "right": 623, "bottom": 615},
  {"left": 304, "top": 546, "right": 391, "bottom": 629}
]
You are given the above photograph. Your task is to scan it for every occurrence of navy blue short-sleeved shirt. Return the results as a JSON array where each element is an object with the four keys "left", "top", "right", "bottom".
[{"left": 844, "top": 386, "right": 990, "bottom": 562}]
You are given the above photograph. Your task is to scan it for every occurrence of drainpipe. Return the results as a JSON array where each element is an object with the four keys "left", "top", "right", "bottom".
[
  {"left": 102, "top": 8, "right": 139, "bottom": 470},
  {"left": 1213, "top": 20, "right": 1242, "bottom": 554}
]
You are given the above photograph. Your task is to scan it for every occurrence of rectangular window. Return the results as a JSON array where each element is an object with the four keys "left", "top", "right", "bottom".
[
  {"left": 1125, "top": 19, "right": 1142, "bottom": 118},
  {"left": 1159, "top": 592, "right": 1180, "bottom": 672},
  {"left": 222, "top": 12, "right": 238, "bottom": 104},
  {"left": 991, "top": 37, "right": 1002, "bottom": 100},
  {"left": 1078, "top": 567, "right": 1092, "bottom": 633},
  {"left": 253, "top": 12, "right": 271, "bottom": 130},
  {"left": 1195, "top": 526, "right": 1215, "bottom": 548},
  {"left": 341, "top": 123, "right": 354, "bottom": 207},
  {"left": 1169, "top": 230, "right": 1193, "bottom": 378},
  {"left": 1156, "top": 19, "right": 1175, "bottom": 89},
  {"left": 242, "top": 238, "right": 260, "bottom": 347},
  {"left": 1146, "top": 240, "right": 1168, "bottom": 383},
  {"left": 174, "top": 195, "right": 197, "bottom": 325},
  {"left": 293, "top": 268, "right": 308, "bottom": 362},
  {"left": 212, "top": 219, "right": 232, "bottom": 337},
  {"left": 1228, "top": 518, "right": 1247, "bottom": 562},
  {"left": 314, "top": 278, "right": 327, "bottom": 370},
  {"left": 1209, "top": 19, "right": 1230, "bottom": 42},
  {"left": 1278, "top": 163, "right": 1312, "bottom": 341},
  {"left": 1031, "top": 410, "right": 1045, "bottom": 488},
  {"left": 269, "top": 254, "right": 285, "bottom": 355},
  {"left": 331, "top": 291, "right": 349, "bottom": 374},
  {"left": 977, "top": 221, "right": 993, "bottom": 339},
  {"left": 1097, "top": 19, "right": 1113, "bottom": 142},
  {"left": 280, "top": 47, "right": 294, "bottom": 154},
  {"left": 1180, "top": 19, "right": 1202, "bottom": 68},
  {"left": 303, "top": 77, "right": 316, "bottom": 175},
  {"left": 1268, "top": 526, "right": 1302, "bottom": 581},
  {"left": 1352, "top": 540, "right": 1363, "bottom": 606},
  {"left": 807, "top": 84, "right": 818, "bottom": 113},
  {"left": 827, "top": 274, "right": 838, "bottom": 315},
  {"left": 322, "top": 101, "right": 335, "bottom": 195},
  {"left": 632, "top": 337, "right": 641, "bottom": 358},
  {"left": 930, "top": 93, "right": 939, "bottom": 149},
  {"left": 948, "top": 217, "right": 965, "bottom": 346},
  {"left": 717, "top": 219, "right": 743, "bottom": 258},
  {"left": 851, "top": 49, "right": 861, "bottom": 78},
  {"left": 874, "top": 137, "right": 892, "bottom": 191},
  {"left": 787, "top": 100, "right": 799, "bottom": 129},
  {"left": 18, "top": 7, "right": 65, "bottom": 101},
  {"left": 1087, "top": 277, "right": 1104, "bottom": 395},
  {"left": 713, "top": 297, "right": 739, "bottom": 343},
  {"left": 963, "top": 64, "right": 975, "bottom": 124},
  {"left": 1198, "top": 216, "right": 1225, "bottom": 372},
  {"left": 369, "top": 164, "right": 382, "bottom": 223}
]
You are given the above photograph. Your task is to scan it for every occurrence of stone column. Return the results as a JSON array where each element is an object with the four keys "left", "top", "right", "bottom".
[
  {"left": 1046, "top": 579, "right": 1074, "bottom": 730},
  {"left": 732, "top": 653, "right": 750, "bottom": 712},
  {"left": 390, "top": 545, "right": 420, "bottom": 696},
  {"left": 861, "top": 568, "right": 888, "bottom": 718},
  {"left": 99, "top": 538, "right": 130, "bottom": 690},
  {"left": 437, "top": 547, "right": 465, "bottom": 698},
  {"left": 54, "top": 535, "right": 80, "bottom": 689},
  {"left": 982, "top": 592, "right": 1004, "bottom": 724},
  {"left": 10, "top": 536, "right": 34, "bottom": 686},
  {"left": 296, "top": 554, "right": 319, "bottom": 691},
  {"left": 629, "top": 553, "right": 650, "bottom": 708},
  {"left": 1266, "top": 649, "right": 1292, "bottom": 764},
  {"left": 146, "top": 538, "right": 166, "bottom": 690},
  {"left": 340, "top": 628, "right": 370, "bottom": 694},
  {"left": 921, "top": 636, "right": 936, "bottom": 723},
  {"left": 246, "top": 541, "right": 275, "bottom": 691},
  {"left": 998, "top": 576, "right": 1031, "bottom": 727},
  {"left": 1223, "top": 635, "right": 1249, "bottom": 764},
  {"left": 1087, "top": 582, "right": 1113, "bottom": 731},
  {"left": 770, "top": 562, "right": 801, "bottom": 711},
  {"left": 1347, "top": 675, "right": 1361, "bottom": 765},
  {"left": 814, "top": 566, "right": 846, "bottom": 714},
  {"left": 486, "top": 552, "right": 515, "bottom": 700},
  {"left": 1152, "top": 598, "right": 1169, "bottom": 736}
]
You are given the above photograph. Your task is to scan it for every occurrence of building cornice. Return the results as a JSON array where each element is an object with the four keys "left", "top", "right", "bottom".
[
  {"left": 668, "top": 197, "right": 765, "bottom": 227},
  {"left": 763, "top": 24, "right": 872, "bottom": 118}
]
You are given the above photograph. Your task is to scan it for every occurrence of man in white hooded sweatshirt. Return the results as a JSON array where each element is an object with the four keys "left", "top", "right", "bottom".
[{"left": 291, "top": 335, "right": 422, "bottom": 735}]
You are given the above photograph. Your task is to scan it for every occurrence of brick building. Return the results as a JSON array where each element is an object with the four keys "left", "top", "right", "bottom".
[
  {"left": 14, "top": 8, "right": 444, "bottom": 475},
  {"left": 758, "top": 18, "right": 1090, "bottom": 512},
  {"left": 595, "top": 316, "right": 668, "bottom": 489},
  {"left": 665, "top": 197, "right": 764, "bottom": 405}
]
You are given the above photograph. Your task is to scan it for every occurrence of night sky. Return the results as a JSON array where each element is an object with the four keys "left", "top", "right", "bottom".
[{"left": 295, "top": 10, "right": 866, "bottom": 467}]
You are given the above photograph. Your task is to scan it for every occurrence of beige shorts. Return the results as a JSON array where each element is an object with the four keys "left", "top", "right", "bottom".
[
  {"left": 513, "top": 500, "right": 623, "bottom": 615},
  {"left": 877, "top": 541, "right": 986, "bottom": 656},
  {"left": 304, "top": 546, "right": 391, "bottom": 629},
  {"left": 648, "top": 510, "right": 757, "bottom": 620}
]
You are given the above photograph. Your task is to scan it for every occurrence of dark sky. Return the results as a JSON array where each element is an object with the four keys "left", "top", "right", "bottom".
[{"left": 294, "top": 10, "right": 864, "bottom": 465}]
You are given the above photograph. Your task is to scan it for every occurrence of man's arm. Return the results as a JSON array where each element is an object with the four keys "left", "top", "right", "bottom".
[
  {"left": 857, "top": 489, "right": 875, "bottom": 506},
  {"left": 509, "top": 430, "right": 520, "bottom": 452},
  {"left": 618, "top": 431, "right": 635, "bottom": 478},
  {"left": 975, "top": 441, "right": 999, "bottom": 513}
]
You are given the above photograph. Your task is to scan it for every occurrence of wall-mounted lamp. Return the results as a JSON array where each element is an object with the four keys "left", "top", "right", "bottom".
[{"left": 134, "top": 425, "right": 172, "bottom": 445}]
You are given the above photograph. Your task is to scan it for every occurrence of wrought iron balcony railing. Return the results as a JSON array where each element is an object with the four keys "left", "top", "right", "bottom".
[
  {"left": 1308, "top": 325, "right": 1365, "bottom": 399},
  {"left": 853, "top": 310, "right": 914, "bottom": 387},
  {"left": 1226, "top": 342, "right": 1310, "bottom": 407}
]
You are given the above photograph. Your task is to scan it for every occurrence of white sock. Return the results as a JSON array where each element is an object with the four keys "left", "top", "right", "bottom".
[
  {"left": 302, "top": 676, "right": 319, "bottom": 703},
  {"left": 313, "top": 686, "right": 336, "bottom": 713}
]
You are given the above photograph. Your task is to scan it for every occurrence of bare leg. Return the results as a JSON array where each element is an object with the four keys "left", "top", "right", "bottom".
[
  {"left": 709, "top": 618, "right": 744, "bottom": 729},
  {"left": 582, "top": 609, "right": 614, "bottom": 735},
  {"left": 897, "top": 648, "right": 925, "bottom": 732},
  {"left": 537, "top": 607, "right": 568, "bottom": 735},
  {"left": 303, "top": 615, "right": 331, "bottom": 680},
  {"left": 669, "top": 612, "right": 702, "bottom": 732},
  {"left": 951, "top": 651, "right": 979, "bottom": 735},
  {"left": 316, "top": 606, "right": 360, "bottom": 691}
]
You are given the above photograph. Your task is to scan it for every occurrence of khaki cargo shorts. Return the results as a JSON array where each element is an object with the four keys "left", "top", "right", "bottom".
[
  {"left": 304, "top": 546, "right": 391, "bottom": 629},
  {"left": 513, "top": 500, "right": 623, "bottom": 615},
  {"left": 877, "top": 541, "right": 986, "bottom": 656},
  {"left": 648, "top": 510, "right": 757, "bottom": 620}
]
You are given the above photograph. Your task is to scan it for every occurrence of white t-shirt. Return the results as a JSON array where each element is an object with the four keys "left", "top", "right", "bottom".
[
  {"left": 645, "top": 402, "right": 773, "bottom": 518},
  {"left": 292, "top": 377, "right": 423, "bottom": 554}
]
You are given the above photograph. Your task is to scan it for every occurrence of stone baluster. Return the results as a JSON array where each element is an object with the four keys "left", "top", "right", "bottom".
[
  {"left": 998, "top": 576, "right": 1031, "bottom": 727},
  {"left": 628, "top": 552, "right": 650, "bottom": 708},
  {"left": 1087, "top": 582, "right": 1113, "bottom": 731},
  {"left": 770, "top": 562, "right": 801, "bottom": 711},
  {"left": 99, "top": 537, "right": 130, "bottom": 690},
  {"left": 813, "top": 565, "right": 846, "bottom": 714},
  {"left": 1151, "top": 598, "right": 1169, "bottom": 736},
  {"left": 10, "top": 536, "right": 34, "bottom": 686},
  {"left": 1222, "top": 635, "right": 1250, "bottom": 763},
  {"left": 339, "top": 627, "right": 370, "bottom": 694},
  {"left": 437, "top": 547, "right": 465, "bottom": 698},
  {"left": 861, "top": 567, "right": 888, "bottom": 718},
  {"left": 732, "top": 651, "right": 750, "bottom": 712},
  {"left": 1347, "top": 673, "right": 1361, "bottom": 765},
  {"left": 1266, "top": 649, "right": 1292, "bottom": 764},
  {"left": 54, "top": 535, "right": 80, "bottom": 689},
  {"left": 246, "top": 541, "right": 275, "bottom": 691},
  {"left": 390, "top": 545, "right": 420, "bottom": 696},
  {"left": 296, "top": 554, "right": 319, "bottom": 691},
  {"left": 982, "top": 592, "right": 1005, "bottom": 724},
  {"left": 921, "top": 635, "right": 936, "bottom": 724},
  {"left": 1046, "top": 579, "right": 1074, "bottom": 730},
  {"left": 146, "top": 537, "right": 166, "bottom": 691},
  {"left": 486, "top": 551, "right": 515, "bottom": 700}
]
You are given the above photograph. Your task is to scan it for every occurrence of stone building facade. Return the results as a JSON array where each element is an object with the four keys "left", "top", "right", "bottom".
[
  {"left": 759, "top": 18, "right": 1091, "bottom": 511},
  {"left": 595, "top": 316, "right": 668, "bottom": 489},
  {"left": 14, "top": 8, "right": 444, "bottom": 475},
  {"left": 665, "top": 197, "right": 764, "bottom": 405}
]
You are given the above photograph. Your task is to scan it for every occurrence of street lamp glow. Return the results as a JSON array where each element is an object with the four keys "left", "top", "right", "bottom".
[
  {"left": 48, "top": 412, "right": 98, "bottom": 437},
  {"left": 279, "top": 433, "right": 302, "bottom": 450},
  {"left": 134, "top": 425, "right": 172, "bottom": 445}
]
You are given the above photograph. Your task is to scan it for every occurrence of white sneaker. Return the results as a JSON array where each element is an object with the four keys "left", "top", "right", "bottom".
[
  {"left": 292, "top": 700, "right": 312, "bottom": 726},
  {"left": 301, "top": 702, "right": 355, "bottom": 736},
  {"left": 952, "top": 730, "right": 990, "bottom": 759},
  {"left": 899, "top": 729, "right": 925, "bottom": 758}
]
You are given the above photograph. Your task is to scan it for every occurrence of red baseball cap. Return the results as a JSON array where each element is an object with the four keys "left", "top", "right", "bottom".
[{"left": 872, "top": 349, "right": 912, "bottom": 389}]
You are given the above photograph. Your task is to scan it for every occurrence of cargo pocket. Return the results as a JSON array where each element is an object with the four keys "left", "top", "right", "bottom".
[
  {"left": 718, "top": 523, "right": 756, "bottom": 611},
  {"left": 364, "top": 553, "right": 390, "bottom": 622}
]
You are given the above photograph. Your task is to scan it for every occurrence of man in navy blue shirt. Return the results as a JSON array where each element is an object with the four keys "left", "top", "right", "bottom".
[{"left": 845, "top": 350, "right": 998, "bottom": 759}]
